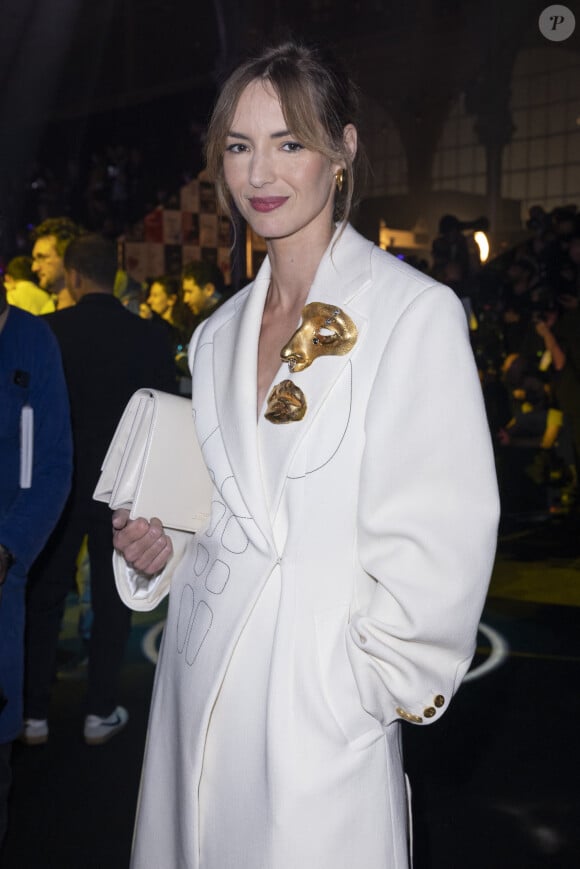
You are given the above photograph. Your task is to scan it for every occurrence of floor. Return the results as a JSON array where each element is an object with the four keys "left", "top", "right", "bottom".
[{"left": 2, "top": 514, "right": 579, "bottom": 868}]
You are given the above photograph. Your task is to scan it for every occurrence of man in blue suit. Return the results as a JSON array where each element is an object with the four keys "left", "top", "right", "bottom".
[{"left": 0, "top": 278, "right": 72, "bottom": 846}]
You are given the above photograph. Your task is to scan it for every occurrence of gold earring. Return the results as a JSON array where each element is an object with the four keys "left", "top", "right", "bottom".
[{"left": 335, "top": 169, "right": 344, "bottom": 193}]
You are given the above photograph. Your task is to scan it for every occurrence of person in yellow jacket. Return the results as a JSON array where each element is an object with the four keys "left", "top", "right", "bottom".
[{"left": 3, "top": 257, "right": 55, "bottom": 315}]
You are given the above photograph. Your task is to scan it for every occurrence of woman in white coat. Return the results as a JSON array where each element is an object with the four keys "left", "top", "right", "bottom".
[{"left": 113, "top": 41, "right": 499, "bottom": 869}]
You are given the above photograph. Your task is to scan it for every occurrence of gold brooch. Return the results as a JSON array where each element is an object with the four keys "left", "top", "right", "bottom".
[
  {"left": 264, "top": 380, "right": 307, "bottom": 424},
  {"left": 280, "top": 302, "right": 358, "bottom": 373}
]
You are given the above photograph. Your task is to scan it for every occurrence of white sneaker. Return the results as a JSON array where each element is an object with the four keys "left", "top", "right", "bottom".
[
  {"left": 21, "top": 718, "right": 49, "bottom": 746},
  {"left": 84, "top": 706, "right": 129, "bottom": 745}
]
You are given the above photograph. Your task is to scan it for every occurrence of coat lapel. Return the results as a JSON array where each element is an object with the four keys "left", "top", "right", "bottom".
[
  {"left": 258, "top": 225, "right": 372, "bottom": 500},
  {"left": 212, "top": 225, "right": 374, "bottom": 542},
  {"left": 213, "top": 259, "right": 274, "bottom": 546},
  {"left": 290, "top": 223, "right": 372, "bottom": 419}
]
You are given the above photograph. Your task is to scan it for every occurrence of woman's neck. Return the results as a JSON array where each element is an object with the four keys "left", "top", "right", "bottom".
[{"left": 265, "top": 220, "right": 335, "bottom": 312}]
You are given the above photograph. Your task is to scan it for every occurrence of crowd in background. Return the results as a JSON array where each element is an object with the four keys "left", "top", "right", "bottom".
[
  {"left": 3, "top": 216, "right": 227, "bottom": 392},
  {"left": 3, "top": 201, "right": 580, "bottom": 519},
  {"left": 428, "top": 204, "right": 580, "bottom": 518}
]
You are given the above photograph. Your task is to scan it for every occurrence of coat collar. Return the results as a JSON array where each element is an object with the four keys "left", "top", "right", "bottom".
[
  {"left": 212, "top": 267, "right": 272, "bottom": 544},
  {"left": 212, "top": 224, "right": 373, "bottom": 543}
]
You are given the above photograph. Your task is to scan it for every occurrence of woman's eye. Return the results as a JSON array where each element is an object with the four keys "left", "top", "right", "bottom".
[
  {"left": 282, "top": 141, "right": 304, "bottom": 152},
  {"left": 225, "top": 143, "right": 248, "bottom": 154}
]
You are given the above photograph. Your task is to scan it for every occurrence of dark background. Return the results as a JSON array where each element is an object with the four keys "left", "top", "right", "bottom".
[
  {"left": 1, "top": 0, "right": 578, "bottom": 263},
  {"left": 1, "top": 4, "right": 579, "bottom": 866}
]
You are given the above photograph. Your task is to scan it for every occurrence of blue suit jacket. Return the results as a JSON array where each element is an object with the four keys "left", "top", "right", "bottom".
[{"left": 0, "top": 306, "right": 72, "bottom": 742}]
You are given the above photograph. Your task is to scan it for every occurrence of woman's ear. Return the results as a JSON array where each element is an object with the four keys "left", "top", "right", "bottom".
[{"left": 343, "top": 124, "right": 358, "bottom": 162}]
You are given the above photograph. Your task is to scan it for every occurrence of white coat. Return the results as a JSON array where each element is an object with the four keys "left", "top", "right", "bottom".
[{"left": 116, "top": 224, "right": 500, "bottom": 869}]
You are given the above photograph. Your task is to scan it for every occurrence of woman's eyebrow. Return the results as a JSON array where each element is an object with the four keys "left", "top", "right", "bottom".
[{"left": 226, "top": 129, "right": 292, "bottom": 140}]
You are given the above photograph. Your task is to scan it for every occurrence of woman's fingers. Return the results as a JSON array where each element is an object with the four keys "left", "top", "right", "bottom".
[
  {"left": 113, "top": 516, "right": 151, "bottom": 552},
  {"left": 112, "top": 514, "right": 173, "bottom": 575},
  {"left": 135, "top": 534, "right": 174, "bottom": 576},
  {"left": 112, "top": 508, "right": 131, "bottom": 531}
]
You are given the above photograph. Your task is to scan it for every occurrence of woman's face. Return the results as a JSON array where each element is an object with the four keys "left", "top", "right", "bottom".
[
  {"left": 223, "top": 80, "right": 341, "bottom": 246},
  {"left": 147, "top": 282, "right": 174, "bottom": 317}
]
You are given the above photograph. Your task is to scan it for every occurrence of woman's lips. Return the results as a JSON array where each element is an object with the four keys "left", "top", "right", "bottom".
[{"left": 249, "top": 197, "right": 288, "bottom": 212}]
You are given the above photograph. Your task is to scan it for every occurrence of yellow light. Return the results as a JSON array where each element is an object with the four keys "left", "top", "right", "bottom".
[{"left": 474, "top": 231, "right": 490, "bottom": 263}]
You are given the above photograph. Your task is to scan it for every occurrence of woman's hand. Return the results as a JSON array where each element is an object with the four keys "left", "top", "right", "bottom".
[{"left": 112, "top": 509, "right": 173, "bottom": 576}]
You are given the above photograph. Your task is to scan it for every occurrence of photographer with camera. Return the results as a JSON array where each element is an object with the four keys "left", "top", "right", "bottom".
[{"left": 517, "top": 291, "right": 580, "bottom": 507}]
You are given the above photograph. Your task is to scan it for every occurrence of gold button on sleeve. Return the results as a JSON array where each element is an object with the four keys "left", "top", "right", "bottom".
[
  {"left": 423, "top": 707, "right": 436, "bottom": 718},
  {"left": 396, "top": 707, "right": 423, "bottom": 724},
  {"left": 434, "top": 695, "right": 445, "bottom": 708}
]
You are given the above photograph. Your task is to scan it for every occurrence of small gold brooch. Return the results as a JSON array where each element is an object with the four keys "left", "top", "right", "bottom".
[{"left": 264, "top": 380, "right": 307, "bottom": 424}]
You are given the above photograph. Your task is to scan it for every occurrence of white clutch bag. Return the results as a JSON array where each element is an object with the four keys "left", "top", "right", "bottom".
[{"left": 93, "top": 388, "right": 212, "bottom": 533}]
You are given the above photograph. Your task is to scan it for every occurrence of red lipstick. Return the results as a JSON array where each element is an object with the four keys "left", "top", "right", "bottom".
[{"left": 249, "top": 197, "right": 288, "bottom": 212}]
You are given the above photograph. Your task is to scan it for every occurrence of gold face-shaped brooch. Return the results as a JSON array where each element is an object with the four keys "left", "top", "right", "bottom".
[
  {"left": 264, "top": 380, "right": 307, "bottom": 424},
  {"left": 280, "top": 302, "right": 358, "bottom": 373}
]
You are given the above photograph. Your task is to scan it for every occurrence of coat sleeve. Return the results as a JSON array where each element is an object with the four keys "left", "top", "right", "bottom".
[
  {"left": 348, "top": 284, "right": 500, "bottom": 727},
  {"left": 0, "top": 324, "right": 72, "bottom": 572},
  {"left": 112, "top": 320, "right": 208, "bottom": 610},
  {"left": 113, "top": 530, "right": 193, "bottom": 611}
]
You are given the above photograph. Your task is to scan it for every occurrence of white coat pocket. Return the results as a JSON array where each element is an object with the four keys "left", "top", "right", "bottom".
[{"left": 315, "top": 604, "right": 383, "bottom": 751}]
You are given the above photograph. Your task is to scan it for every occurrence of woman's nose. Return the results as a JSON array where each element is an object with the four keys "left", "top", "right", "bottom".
[{"left": 249, "top": 150, "right": 274, "bottom": 187}]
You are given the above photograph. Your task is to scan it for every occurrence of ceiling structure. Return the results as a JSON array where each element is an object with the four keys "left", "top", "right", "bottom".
[
  {"left": 0, "top": 0, "right": 577, "bottom": 244},
  {"left": 6, "top": 0, "right": 572, "bottom": 123}
]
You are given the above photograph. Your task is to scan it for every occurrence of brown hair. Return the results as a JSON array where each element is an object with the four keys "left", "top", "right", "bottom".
[
  {"left": 205, "top": 41, "right": 361, "bottom": 224},
  {"left": 31, "top": 217, "right": 81, "bottom": 258},
  {"left": 63, "top": 234, "right": 116, "bottom": 289}
]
